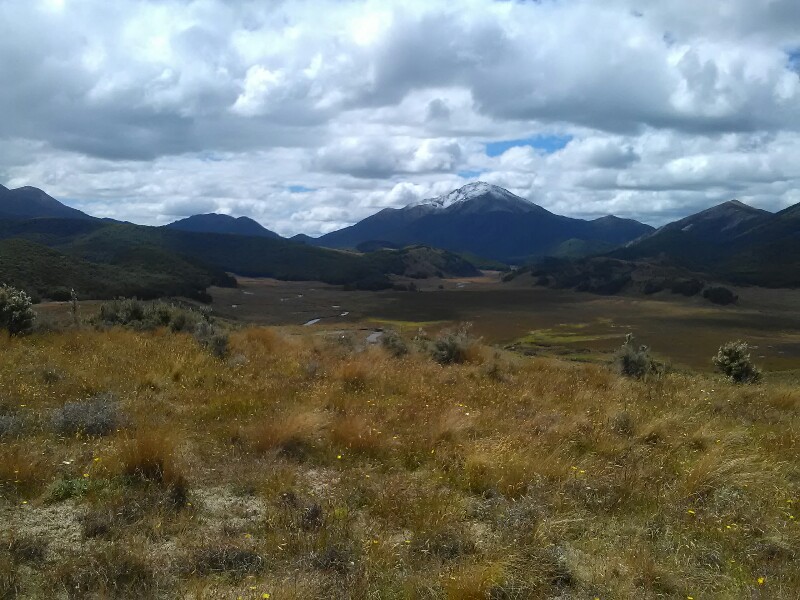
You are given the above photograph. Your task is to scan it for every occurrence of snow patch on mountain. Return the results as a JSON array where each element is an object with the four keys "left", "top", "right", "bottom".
[{"left": 409, "top": 182, "right": 527, "bottom": 210}]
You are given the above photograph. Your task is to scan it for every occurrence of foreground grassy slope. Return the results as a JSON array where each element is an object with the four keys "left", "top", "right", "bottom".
[{"left": 0, "top": 327, "right": 797, "bottom": 599}]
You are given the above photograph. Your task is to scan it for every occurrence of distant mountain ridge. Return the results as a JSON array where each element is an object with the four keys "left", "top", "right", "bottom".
[
  {"left": 613, "top": 198, "right": 800, "bottom": 287},
  {"left": 311, "top": 182, "right": 654, "bottom": 262},
  {"left": 635, "top": 200, "right": 771, "bottom": 244},
  {"left": 165, "top": 213, "right": 280, "bottom": 239},
  {"left": 0, "top": 184, "right": 485, "bottom": 300},
  {"left": 3, "top": 181, "right": 798, "bottom": 298},
  {"left": 0, "top": 185, "right": 93, "bottom": 221}
]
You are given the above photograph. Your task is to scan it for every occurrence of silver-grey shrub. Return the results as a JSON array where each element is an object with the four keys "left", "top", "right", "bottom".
[
  {"left": 0, "top": 413, "right": 24, "bottom": 438},
  {"left": 429, "top": 325, "right": 476, "bottom": 365},
  {"left": 52, "top": 393, "right": 120, "bottom": 437},
  {"left": 0, "top": 284, "right": 35, "bottom": 335},
  {"left": 381, "top": 330, "right": 409, "bottom": 357},
  {"left": 193, "top": 321, "right": 229, "bottom": 359},
  {"left": 613, "top": 333, "right": 663, "bottom": 379},
  {"left": 713, "top": 340, "right": 762, "bottom": 384}
]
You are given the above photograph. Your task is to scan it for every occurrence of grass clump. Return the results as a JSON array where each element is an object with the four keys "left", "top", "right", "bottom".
[
  {"left": 189, "top": 545, "right": 264, "bottom": 576},
  {"left": 52, "top": 546, "right": 158, "bottom": 599},
  {"left": 310, "top": 543, "right": 356, "bottom": 574},
  {"left": 713, "top": 340, "right": 762, "bottom": 383},
  {"left": 0, "top": 554, "right": 20, "bottom": 600},
  {"left": 51, "top": 393, "right": 120, "bottom": 437},
  {"left": 5, "top": 535, "right": 47, "bottom": 564},
  {"left": 245, "top": 412, "right": 322, "bottom": 460},
  {"left": 117, "top": 433, "right": 182, "bottom": 485}
]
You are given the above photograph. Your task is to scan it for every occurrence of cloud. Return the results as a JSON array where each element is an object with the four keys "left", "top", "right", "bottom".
[
  {"left": 0, "top": 0, "right": 799, "bottom": 234},
  {"left": 315, "top": 137, "right": 464, "bottom": 178}
]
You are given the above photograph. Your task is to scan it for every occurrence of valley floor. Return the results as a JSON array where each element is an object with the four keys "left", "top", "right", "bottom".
[
  {"left": 0, "top": 324, "right": 798, "bottom": 599},
  {"left": 205, "top": 275, "right": 800, "bottom": 376}
]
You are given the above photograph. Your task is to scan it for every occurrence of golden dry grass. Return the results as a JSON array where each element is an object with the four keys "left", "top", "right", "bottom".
[{"left": 0, "top": 325, "right": 797, "bottom": 599}]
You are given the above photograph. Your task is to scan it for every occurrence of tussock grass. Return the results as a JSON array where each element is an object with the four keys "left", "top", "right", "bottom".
[{"left": 0, "top": 325, "right": 797, "bottom": 598}]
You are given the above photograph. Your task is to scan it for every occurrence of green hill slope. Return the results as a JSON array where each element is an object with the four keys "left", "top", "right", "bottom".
[
  {"left": 0, "top": 238, "right": 231, "bottom": 301},
  {"left": 0, "top": 218, "right": 484, "bottom": 299}
]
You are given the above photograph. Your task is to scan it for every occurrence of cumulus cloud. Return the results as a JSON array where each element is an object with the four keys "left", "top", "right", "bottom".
[{"left": 1, "top": 0, "right": 800, "bottom": 234}]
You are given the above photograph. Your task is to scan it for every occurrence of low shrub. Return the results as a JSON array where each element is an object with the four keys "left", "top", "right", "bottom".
[
  {"left": 430, "top": 325, "right": 478, "bottom": 365},
  {"left": 51, "top": 393, "right": 120, "bottom": 437},
  {"left": 48, "top": 287, "right": 73, "bottom": 302},
  {"left": 45, "top": 477, "right": 92, "bottom": 503},
  {"left": 613, "top": 334, "right": 663, "bottom": 379},
  {"left": 0, "top": 284, "right": 35, "bottom": 335},
  {"left": 96, "top": 299, "right": 202, "bottom": 332},
  {"left": 381, "top": 330, "right": 409, "bottom": 357},
  {"left": 642, "top": 280, "right": 665, "bottom": 295},
  {"left": 669, "top": 278, "right": 705, "bottom": 297},
  {"left": 713, "top": 340, "right": 762, "bottom": 383},
  {"left": 703, "top": 286, "right": 738, "bottom": 305},
  {"left": 193, "top": 321, "right": 229, "bottom": 359},
  {"left": 0, "top": 414, "right": 24, "bottom": 439}
]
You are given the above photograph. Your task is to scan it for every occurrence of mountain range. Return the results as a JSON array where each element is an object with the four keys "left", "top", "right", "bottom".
[
  {"left": 0, "top": 185, "right": 482, "bottom": 300},
  {"left": 613, "top": 199, "right": 800, "bottom": 287},
  {"left": 1, "top": 181, "right": 798, "bottom": 301},
  {"left": 307, "top": 182, "right": 654, "bottom": 263}
]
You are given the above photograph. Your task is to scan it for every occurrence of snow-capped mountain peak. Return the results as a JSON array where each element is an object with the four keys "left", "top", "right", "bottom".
[{"left": 409, "top": 181, "right": 532, "bottom": 211}]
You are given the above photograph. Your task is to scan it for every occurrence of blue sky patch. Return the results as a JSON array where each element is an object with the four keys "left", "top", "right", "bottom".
[
  {"left": 457, "top": 169, "right": 484, "bottom": 179},
  {"left": 288, "top": 185, "right": 315, "bottom": 193},
  {"left": 485, "top": 134, "right": 572, "bottom": 157},
  {"left": 788, "top": 49, "right": 800, "bottom": 70}
]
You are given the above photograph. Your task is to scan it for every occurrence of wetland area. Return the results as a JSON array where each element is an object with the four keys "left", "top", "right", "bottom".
[{"left": 208, "top": 273, "right": 800, "bottom": 377}]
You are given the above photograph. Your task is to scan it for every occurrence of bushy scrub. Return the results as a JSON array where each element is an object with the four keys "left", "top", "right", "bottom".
[
  {"left": 430, "top": 325, "right": 478, "bottom": 365},
  {"left": 193, "top": 321, "right": 229, "bottom": 359},
  {"left": 713, "top": 340, "right": 762, "bottom": 383},
  {"left": 0, "top": 413, "right": 24, "bottom": 438},
  {"left": 51, "top": 393, "right": 121, "bottom": 437},
  {"left": 613, "top": 333, "right": 662, "bottom": 379},
  {"left": 0, "top": 284, "right": 35, "bottom": 335},
  {"left": 96, "top": 298, "right": 201, "bottom": 332},
  {"left": 669, "top": 278, "right": 705, "bottom": 297},
  {"left": 381, "top": 330, "right": 409, "bottom": 357},
  {"left": 703, "top": 286, "right": 738, "bottom": 305}
]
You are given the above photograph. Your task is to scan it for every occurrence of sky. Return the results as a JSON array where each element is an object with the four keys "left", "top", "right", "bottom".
[{"left": 2, "top": 0, "right": 800, "bottom": 236}]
